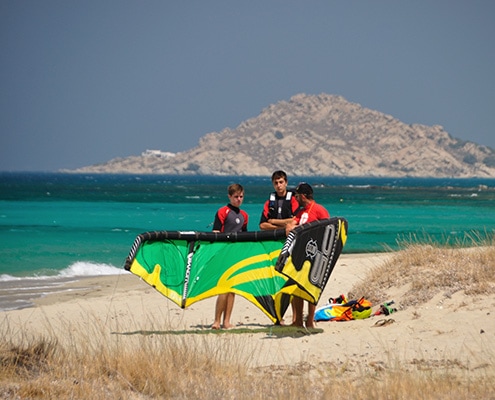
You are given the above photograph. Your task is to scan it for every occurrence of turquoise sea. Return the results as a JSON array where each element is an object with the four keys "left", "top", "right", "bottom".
[{"left": 1, "top": 172, "right": 494, "bottom": 310}]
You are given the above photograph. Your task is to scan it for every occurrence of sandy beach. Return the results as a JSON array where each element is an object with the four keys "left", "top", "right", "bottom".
[{"left": 2, "top": 252, "right": 494, "bottom": 378}]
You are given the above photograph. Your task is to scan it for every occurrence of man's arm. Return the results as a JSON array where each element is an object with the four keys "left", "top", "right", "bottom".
[
  {"left": 285, "top": 218, "right": 298, "bottom": 236},
  {"left": 260, "top": 217, "right": 294, "bottom": 230}
]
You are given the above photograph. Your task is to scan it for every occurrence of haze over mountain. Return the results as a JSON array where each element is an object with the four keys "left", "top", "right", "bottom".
[{"left": 70, "top": 94, "right": 495, "bottom": 178}]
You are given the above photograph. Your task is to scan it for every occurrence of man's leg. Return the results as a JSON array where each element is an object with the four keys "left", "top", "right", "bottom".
[
  {"left": 212, "top": 294, "right": 227, "bottom": 329},
  {"left": 291, "top": 297, "right": 304, "bottom": 327},
  {"left": 306, "top": 302, "right": 316, "bottom": 328},
  {"left": 223, "top": 293, "right": 235, "bottom": 329}
]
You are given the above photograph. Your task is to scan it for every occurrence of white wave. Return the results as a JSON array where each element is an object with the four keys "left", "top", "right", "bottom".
[
  {"left": 59, "top": 261, "right": 125, "bottom": 277},
  {"left": 0, "top": 274, "right": 25, "bottom": 282},
  {"left": 0, "top": 261, "right": 125, "bottom": 282}
]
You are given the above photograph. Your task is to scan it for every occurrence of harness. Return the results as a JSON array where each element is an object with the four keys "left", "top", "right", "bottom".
[{"left": 268, "top": 191, "right": 294, "bottom": 219}]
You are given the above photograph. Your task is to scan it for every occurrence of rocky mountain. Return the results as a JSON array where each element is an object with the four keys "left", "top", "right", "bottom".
[{"left": 71, "top": 93, "right": 495, "bottom": 177}]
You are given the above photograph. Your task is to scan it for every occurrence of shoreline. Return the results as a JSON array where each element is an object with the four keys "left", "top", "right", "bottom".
[
  {"left": 1, "top": 252, "right": 390, "bottom": 322},
  {"left": 0, "top": 252, "right": 388, "bottom": 313}
]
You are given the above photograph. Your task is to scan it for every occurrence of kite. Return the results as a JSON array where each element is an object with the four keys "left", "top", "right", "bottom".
[
  {"left": 124, "top": 217, "right": 348, "bottom": 324},
  {"left": 275, "top": 217, "right": 348, "bottom": 304}
]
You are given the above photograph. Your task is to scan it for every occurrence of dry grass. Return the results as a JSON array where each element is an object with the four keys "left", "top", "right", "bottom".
[
  {"left": 349, "top": 233, "right": 495, "bottom": 307},
  {"left": 0, "top": 320, "right": 248, "bottom": 399},
  {"left": 1, "top": 322, "right": 494, "bottom": 399},
  {"left": 1, "top": 238, "right": 495, "bottom": 399}
]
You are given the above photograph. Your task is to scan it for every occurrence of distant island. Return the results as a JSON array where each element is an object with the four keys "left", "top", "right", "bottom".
[{"left": 67, "top": 93, "right": 495, "bottom": 178}]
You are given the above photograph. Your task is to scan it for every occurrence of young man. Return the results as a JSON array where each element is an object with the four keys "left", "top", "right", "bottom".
[
  {"left": 259, "top": 170, "right": 299, "bottom": 230},
  {"left": 211, "top": 183, "right": 248, "bottom": 329},
  {"left": 259, "top": 170, "right": 300, "bottom": 324},
  {"left": 286, "top": 182, "right": 330, "bottom": 328}
]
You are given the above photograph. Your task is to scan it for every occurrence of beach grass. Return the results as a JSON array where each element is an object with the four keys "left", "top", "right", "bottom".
[
  {"left": 348, "top": 232, "right": 495, "bottom": 307},
  {"left": 1, "top": 321, "right": 494, "bottom": 399},
  {"left": 1, "top": 319, "right": 494, "bottom": 399},
  {"left": 1, "top": 241, "right": 495, "bottom": 399}
]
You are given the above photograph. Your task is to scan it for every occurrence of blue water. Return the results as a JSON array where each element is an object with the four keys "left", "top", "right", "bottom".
[{"left": 1, "top": 172, "right": 494, "bottom": 280}]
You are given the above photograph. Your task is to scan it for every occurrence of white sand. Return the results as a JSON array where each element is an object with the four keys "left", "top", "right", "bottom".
[{"left": 2, "top": 252, "right": 494, "bottom": 377}]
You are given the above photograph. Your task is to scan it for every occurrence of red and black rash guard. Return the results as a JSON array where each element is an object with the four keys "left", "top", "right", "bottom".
[{"left": 213, "top": 204, "right": 248, "bottom": 233}]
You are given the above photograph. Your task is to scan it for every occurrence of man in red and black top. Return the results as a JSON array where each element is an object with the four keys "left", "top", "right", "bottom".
[
  {"left": 211, "top": 183, "right": 248, "bottom": 329},
  {"left": 213, "top": 184, "right": 248, "bottom": 233},
  {"left": 259, "top": 171, "right": 300, "bottom": 325},
  {"left": 259, "top": 170, "right": 299, "bottom": 230}
]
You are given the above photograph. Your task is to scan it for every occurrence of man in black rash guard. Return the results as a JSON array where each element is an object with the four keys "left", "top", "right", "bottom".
[
  {"left": 259, "top": 170, "right": 299, "bottom": 230},
  {"left": 259, "top": 170, "right": 299, "bottom": 324}
]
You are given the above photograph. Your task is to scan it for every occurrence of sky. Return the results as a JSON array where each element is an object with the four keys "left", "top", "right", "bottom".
[{"left": 1, "top": 1, "right": 494, "bottom": 172}]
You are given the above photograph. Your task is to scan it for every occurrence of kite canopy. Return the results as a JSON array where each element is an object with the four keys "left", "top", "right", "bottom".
[{"left": 124, "top": 217, "right": 348, "bottom": 324}]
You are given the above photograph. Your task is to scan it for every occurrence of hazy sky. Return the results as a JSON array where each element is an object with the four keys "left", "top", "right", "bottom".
[{"left": 1, "top": 1, "right": 494, "bottom": 172}]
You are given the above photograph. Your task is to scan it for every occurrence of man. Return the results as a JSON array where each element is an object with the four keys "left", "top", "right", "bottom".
[
  {"left": 259, "top": 170, "right": 300, "bottom": 324},
  {"left": 259, "top": 170, "right": 299, "bottom": 230},
  {"left": 286, "top": 182, "right": 330, "bottom": 328},
  {"left": 211, "top": 183, "right": 248, "bottom": 329}
]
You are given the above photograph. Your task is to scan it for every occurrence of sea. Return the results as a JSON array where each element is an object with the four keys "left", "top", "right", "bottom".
[{"left": 1, "top": 172, "right": 494, "bottom": 311}]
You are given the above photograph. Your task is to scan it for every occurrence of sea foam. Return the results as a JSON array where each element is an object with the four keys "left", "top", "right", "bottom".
[
  {"left": 0, "top": 261, "right": 125, "bottom": 282},
  {"left": 59, "top": 261, "right": 125, "bottom": 277}
]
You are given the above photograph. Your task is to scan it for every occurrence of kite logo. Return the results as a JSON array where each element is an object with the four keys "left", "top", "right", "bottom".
[
  {"left": 309, "top": 223, "right": 337, "bottom": 287},
  {"left": 182, "top": 242, "right": 196, "bottom": 307},
  {"left": 305, "top": 239, "right": 318, "bottom": 259}
]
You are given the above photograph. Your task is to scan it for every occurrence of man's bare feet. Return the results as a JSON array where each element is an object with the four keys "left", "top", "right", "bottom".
[{"left": 211, "top": 322, "right": 221, "bottom": 330}]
